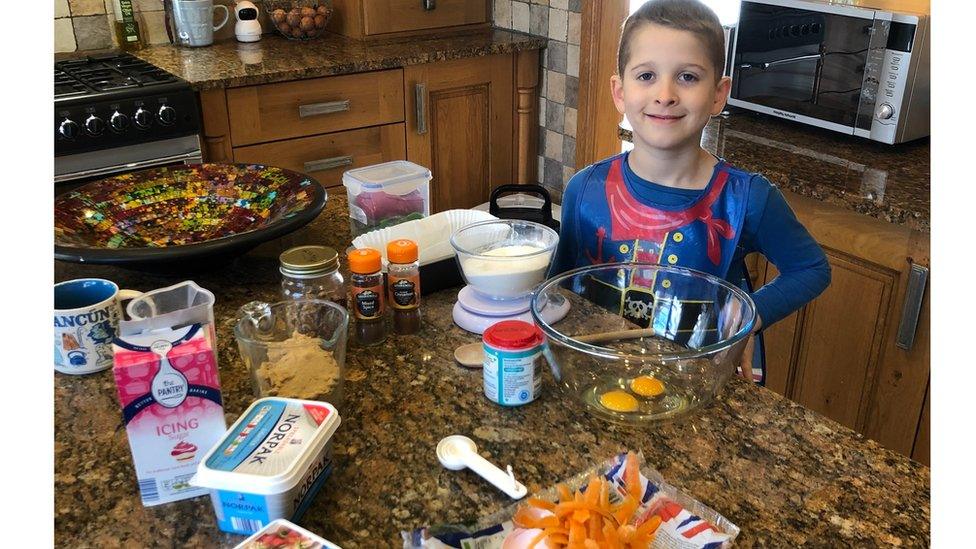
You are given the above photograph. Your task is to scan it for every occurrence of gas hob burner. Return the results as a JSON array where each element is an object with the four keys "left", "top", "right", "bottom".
[{"left": 54, "top": 53, "right": 180, "bottom": 99}]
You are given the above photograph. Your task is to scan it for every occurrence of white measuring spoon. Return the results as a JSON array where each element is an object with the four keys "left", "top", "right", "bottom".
[
  {"left": 437, "top": 435, "right": 527, "bottom": 500},
  {"left": 150, "top": 339, "right": 189, "bottom": 408}
]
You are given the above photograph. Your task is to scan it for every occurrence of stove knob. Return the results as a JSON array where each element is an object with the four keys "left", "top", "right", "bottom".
[
  {"left": 110, "top": 111, "right": 130, "bottom": 132},
  {"left": 877, "top": 103, "right": 894, "bottom": 120},
  {"left": 157, "top": 105, "right": 177, "bottom": 126},
  {"left": 59, "top": 118, "right": 80, "bottom": 140},
  {"left": 134, "top": 107, "right": 152, "bottom": 129},
  {"left": 84, "top": 115, "right": 105, "bottom": 136}
]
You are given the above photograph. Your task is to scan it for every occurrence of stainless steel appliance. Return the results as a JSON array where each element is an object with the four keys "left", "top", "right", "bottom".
[
  {"left": 54, "top": 52, "right": 202, "bottom": 187},
  {"left": 728, "top": 0, "right": 929, "bottom": 144}
]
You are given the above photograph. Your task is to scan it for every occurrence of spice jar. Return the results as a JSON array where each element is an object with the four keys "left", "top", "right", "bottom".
[
  {"left": 387, "top": 239, "right": 421, "bottom": 310},
  {"left": 279, "top": 246, "right": 346, "bottom": 307},
  {"left": 347, "top": 248, "right": 385, "bottom": 320}
]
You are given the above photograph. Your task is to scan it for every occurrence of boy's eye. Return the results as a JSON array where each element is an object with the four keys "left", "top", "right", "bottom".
[
  {"left": 636, "top": 72, "right": 654, "bottom": 81},
  {"left": 679, "top": 73, "right": 700, "bottom": 83}
]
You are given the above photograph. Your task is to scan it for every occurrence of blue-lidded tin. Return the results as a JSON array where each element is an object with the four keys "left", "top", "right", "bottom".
[{"left": 482, "top": 320, "right": 546, "bottom": 406}]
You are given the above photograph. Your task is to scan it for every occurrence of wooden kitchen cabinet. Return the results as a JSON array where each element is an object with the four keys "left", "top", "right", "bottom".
[
  {"left": 404, "top": 53, "right": 514, "bottom": 212},
  {"left": 753, "top": 191, "right": 930, "bottom": 460},
  {"left": 912, "top": 382, "right": 930, "bottom": 466},
  {"left": 328, "top": 0, "right": 489, "bottom": 39},
  {"left": 225, "top": 70, "right": 405, "bottom": 146},
  {"left": 760, "top": 263, "right": 804, "bottom": 398},
  {"left": 233, "top": 124, "right": 407, "bottom": 189},
  {"left": 198, "top": 49, "right": 539, "bottom": 196}
]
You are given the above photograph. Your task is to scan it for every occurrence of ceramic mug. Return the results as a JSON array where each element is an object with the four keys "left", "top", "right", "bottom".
[
  {"left": 54, "top": 279, "right": 142, "bottom": 375},
  {"left": 171, "top": 0, "right": 230, "bottom": 47}
]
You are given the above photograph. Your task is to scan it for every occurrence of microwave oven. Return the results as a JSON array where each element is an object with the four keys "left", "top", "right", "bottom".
[{"left": 728, "top": 0, "right": 929, "bottom": 144}]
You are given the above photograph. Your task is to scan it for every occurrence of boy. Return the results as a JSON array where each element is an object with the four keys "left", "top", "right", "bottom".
[{"left": 551, "top": 0, "right": 831, "bottom": 384}]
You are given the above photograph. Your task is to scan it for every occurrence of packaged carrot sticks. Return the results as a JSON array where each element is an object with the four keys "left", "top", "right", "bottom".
[{"left": 403, "top": 451, "right": 739, "bottom": 549}]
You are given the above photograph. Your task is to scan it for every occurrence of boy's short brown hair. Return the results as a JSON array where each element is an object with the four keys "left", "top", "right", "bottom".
[{"left": 617, "top": 0, "right": 726, "bottom": 80}]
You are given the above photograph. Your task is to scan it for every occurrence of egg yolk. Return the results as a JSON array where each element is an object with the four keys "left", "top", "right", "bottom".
[
  {"left": 599, "top": 390, "right": 639, "bottom": 413},
  {"left": 631, "top": 375, "right": 665, "bottom": 398}
]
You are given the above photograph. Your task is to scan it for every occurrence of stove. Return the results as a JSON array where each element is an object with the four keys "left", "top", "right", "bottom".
[{"left": 55, "top": 52, "right": 202, "bottom": 185}]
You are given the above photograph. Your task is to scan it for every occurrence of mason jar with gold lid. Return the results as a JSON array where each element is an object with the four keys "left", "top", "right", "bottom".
[{"left": 279, "top": 245, "right": 346, "bottom": 307}]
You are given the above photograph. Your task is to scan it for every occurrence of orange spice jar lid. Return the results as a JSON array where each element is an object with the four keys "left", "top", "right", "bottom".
[
  {"left": 347, "top": 248, "right": 382, "bottom": 274},
  {"left": 387, "top": 239, "right": 418, "bottom": 264}
]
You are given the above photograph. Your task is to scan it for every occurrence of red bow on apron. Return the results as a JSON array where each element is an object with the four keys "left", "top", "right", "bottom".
[{"left": 605, "top": 157, "right": 735, "bottom": 266}]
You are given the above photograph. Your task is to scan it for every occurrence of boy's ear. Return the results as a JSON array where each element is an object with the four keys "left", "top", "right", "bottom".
[
  {"left": 711, "top": 76, "right": 732, "bottom": 116},
  {"left": 610, "top": 74, "right": 627, "bottom": 116}
]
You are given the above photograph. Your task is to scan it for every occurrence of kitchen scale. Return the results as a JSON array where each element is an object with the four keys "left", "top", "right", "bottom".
[
  {"left": 452, "top": 286, "right": 570, "bottom": 334},
  {"left": 450, "top": 219, "right": 569, "bottom": 335}
]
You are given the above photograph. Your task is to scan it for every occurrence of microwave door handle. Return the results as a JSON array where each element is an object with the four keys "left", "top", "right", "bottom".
[{"left": 740, "top": 53, "right": 823, "bottom": 70}]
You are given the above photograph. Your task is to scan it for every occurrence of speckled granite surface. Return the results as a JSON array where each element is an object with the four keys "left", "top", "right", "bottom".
[
  {"left": 125, "top": 29, "right": 545, "bottom": 90},
  {"left": 54, "top": 194, "right": 929, "bottom": 548},
  {"left": 622, "top": 109, "right": 930, "bottom": 232}
]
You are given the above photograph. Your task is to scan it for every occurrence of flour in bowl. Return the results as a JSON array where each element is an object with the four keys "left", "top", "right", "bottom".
[{"left": 460, "top": 245, "right": 553, "bottom": 298}]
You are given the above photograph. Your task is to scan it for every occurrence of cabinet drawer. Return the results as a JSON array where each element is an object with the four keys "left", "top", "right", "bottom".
[
  {"left": 227, "top": 70, "right": 404, "bottom": 146},
  {"left": 233, "top": 124, "right": 407, "bottom": 188},
  {"left": 363, "top": 0, "right": 488, "bottom": 35}
]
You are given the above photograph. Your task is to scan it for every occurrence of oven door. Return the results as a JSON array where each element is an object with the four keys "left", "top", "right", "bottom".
[
  {"left": 729, "top": 0, "right": 889, "bottom": 136},
  {"left": 54, "top": 134, "right": 203, "bottom": 195}
]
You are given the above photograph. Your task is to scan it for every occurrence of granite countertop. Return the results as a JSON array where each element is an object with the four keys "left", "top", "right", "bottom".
[
  {"left": 622, "top": 109, "right": 930, "bottom": 232},
  {"left": 54, "top": 194, "right": 929, "bottom": 547},
  {"left": 129, "top": 29, "right": 545, "bottom": 90}
]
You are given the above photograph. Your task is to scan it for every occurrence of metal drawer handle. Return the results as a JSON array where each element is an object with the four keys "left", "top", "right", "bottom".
[
  {"left": 298, "top": 100, "right": 350, "bottom": 119},
  {"left": 303, "top": 155, "right": 353, "bottom": 173},
  {"left": 895, "top": 262, "right": 928, "bottom": 350},
  {"left": 423, "top": 0, "right": 436, "bottom": 10},
  {"left": 415, "top": 83, "right": 427, "bottom": 135}
]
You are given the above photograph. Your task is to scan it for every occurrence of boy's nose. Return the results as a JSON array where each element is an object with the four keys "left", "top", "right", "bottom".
[{"left": 654, "top": 83, "right": 678, "bottom": 106}]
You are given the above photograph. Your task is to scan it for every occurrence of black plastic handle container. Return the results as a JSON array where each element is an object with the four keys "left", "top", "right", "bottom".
[{"left": 488, "top": 184, "right": 560, "bottom": 232}]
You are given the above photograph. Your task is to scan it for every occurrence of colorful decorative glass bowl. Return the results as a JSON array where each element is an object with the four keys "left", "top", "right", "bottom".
[{"left": 54, "top": 163, "right": 326, "bottom": 268}]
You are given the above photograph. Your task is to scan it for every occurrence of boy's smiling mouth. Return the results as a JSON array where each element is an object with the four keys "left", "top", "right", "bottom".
[{"left": 644, "top": 112, "right": 685, "bottom": 123}]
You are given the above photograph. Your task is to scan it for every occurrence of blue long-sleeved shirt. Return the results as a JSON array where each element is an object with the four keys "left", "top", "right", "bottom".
[{"left": 552, "top": 153, "right": 831, "bottom": 328}]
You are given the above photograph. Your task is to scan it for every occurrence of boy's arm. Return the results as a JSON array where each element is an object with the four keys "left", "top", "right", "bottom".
[{"left": 749, "top": 181, "right": 831, "bottom": 328}]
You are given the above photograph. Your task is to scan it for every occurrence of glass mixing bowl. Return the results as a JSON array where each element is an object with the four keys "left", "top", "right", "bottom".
[
  {"left": 450, "top": 219, "right": 559, "bottom": 300},
  {"left": 531, "top": 263, "right": 756, "bottom": 424}
]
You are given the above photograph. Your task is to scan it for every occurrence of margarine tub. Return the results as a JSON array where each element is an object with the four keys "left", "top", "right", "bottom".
[{"left": 191, "top": 397, "right": 340, "bottom": 535}]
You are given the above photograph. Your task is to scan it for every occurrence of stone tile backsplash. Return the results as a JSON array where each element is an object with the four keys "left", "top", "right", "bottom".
[
  {"left": 54, "top": 0, "right": 240, "bottom": 53},
  {"left": 494, "top": 0, "right": 581, "bottom": 200}
]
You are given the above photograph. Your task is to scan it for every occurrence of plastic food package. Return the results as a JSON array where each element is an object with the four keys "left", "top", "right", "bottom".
[
  {"left": 402, "top": 452, "right": 739, "bottom": 548},
  {"left": 354, "top": 189, "right": 426, "bottom": 226},
  {"left": 233, "top": 518, "right": 341, "bottom": 549}
]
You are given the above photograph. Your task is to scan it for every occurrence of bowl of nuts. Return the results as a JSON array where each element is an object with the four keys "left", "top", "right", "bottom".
[{"left": 264, "top": 1, "right": 332, "bottom": 40}]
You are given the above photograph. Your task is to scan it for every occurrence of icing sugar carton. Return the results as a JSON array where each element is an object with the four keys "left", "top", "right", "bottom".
[
  {"left": 113, "top": 323, "right": 226, "bottom": 506},
  {"left": 192, "top": 397, "right": 340, "bottom": 535}
]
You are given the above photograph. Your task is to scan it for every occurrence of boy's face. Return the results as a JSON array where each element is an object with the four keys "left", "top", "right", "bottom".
[{"left": 611, "top": 24, "right": 731, "bottom": 153}]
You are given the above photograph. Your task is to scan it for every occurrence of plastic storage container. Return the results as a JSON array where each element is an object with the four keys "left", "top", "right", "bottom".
[
  {"left": 191, "top": 397, "right": 340, "bottom": 535},
  {"left": 342, "top": 161, "right": 431, "bottom": 237}
]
